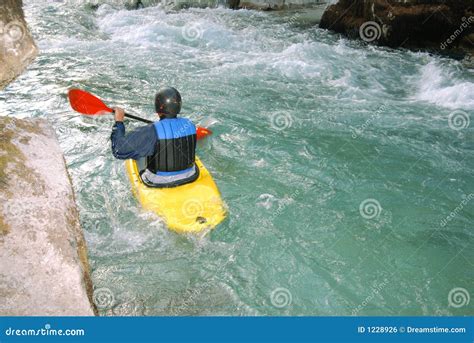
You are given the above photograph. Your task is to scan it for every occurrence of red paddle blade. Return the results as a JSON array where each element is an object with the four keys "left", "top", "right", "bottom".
[
  {"left": 68, "top": 89, "right": 113, "bottom": 116},
  {"left": 197, "top": 126, "right": 212, "bottom": 140}
]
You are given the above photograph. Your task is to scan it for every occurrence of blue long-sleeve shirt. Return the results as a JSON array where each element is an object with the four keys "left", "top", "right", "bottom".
[{"left": 110, "top": 122, "right": 157, "bottom": 160}]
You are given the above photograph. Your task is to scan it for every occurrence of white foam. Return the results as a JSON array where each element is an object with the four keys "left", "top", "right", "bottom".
[
  {"left": 95, "top": 6, "right": 236, "bottom": 51},
  {"left": 414, "top": 61, "right": 474, "bottom": 110},
  {"left": 256, "top": 193, "right": 277, "bottom": 210},
  {"left": 328, "top": 69, "right": 352, "bottom": 88},
  {"left": 93, "top": 5, "right": 327, "bottom": 78}
]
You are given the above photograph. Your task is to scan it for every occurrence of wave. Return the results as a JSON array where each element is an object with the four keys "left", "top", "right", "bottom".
[{"left": 414, "top": 61, "right": 474, "bottom": 110}]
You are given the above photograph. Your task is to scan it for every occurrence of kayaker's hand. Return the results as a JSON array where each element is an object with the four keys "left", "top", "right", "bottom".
[{"left": 114, "top": 107, "right": 125, "bottom": 122}]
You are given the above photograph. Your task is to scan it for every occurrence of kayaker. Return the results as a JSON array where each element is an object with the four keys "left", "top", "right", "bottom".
[{"left": 110, "top": 87, "right": 198, "bottom": 187}]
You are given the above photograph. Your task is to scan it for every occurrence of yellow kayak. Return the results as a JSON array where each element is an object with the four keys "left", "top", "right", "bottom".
[{"left": 125, "top": 157, "right": 226, "bottom": 233}]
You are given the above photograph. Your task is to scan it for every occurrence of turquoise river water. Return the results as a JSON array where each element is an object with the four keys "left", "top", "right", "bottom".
[{"left": 1, "top": 1, "right": 473, "bottom": 315}]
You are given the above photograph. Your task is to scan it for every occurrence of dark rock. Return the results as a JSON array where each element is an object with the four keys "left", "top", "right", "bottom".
[
  {"left": 228, "top": 0, "right": 241, "bottom": 10},
  {"left": 320, "top": 0, "right": 474, "bottom": 56}
]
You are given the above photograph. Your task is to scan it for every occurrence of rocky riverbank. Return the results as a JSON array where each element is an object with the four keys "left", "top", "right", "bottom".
[
  {"left": 238, "top": 0, "right": 324, "bottom": 11},
  {"left": 119, "top": 0, "right": 327, "bottom": 11},
  {"left": 0, "top": 0, "right": 37, "bottom": 89},
  {"left": 0, "top": 117, "right": 97, "bottom": 315},
  {"left": 1, "top": 1, "right": 96, "bottom": 315},
  {"left": 320, "top": 0, "right": 474, "bottom": 57}
]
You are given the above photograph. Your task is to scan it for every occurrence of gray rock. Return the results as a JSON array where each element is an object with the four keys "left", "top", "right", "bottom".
[
  {"left": 0, "top": 117, "right": 96, "bottom": 316},
  {"left": 0, "top": 0, "right": 38, "bottom": 90}
]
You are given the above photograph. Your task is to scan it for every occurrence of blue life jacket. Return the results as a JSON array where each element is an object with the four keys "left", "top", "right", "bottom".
[{"left": 146, "top": 118, "right": 197, "bottom": 176}]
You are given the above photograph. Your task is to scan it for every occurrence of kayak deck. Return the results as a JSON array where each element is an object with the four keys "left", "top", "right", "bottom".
[{"left": 125, "top": 157, "right": 226, "bottom": 233}]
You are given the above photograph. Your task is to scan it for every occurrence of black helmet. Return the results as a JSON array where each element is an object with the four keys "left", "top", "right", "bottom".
[{"left": 154, "top": 87, "right": 182, "bottom": 118}]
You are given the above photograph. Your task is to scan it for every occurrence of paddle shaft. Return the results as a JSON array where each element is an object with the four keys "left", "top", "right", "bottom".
[
  {"left": 119, "top": 110, "right": 211, "bottom": 140},
  {"left": 121, "top": 111, "right": 153, "bottom": 124},
  {"left": 109, "top": 106, "right": 152, "bottom": 123}
]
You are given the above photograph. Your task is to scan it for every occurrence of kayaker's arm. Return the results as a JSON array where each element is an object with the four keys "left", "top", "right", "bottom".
[{"left": 110, "top": 121, "right": 156, "bottom": 160}]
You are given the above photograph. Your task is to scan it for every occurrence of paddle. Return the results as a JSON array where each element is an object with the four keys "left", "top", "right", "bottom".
[{"left": 67, "top": 89, "right": 212, "bottom": 140}]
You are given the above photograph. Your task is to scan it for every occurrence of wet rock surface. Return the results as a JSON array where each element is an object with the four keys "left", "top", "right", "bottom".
[
  {"left": 320, "top": 0, "right": 474, "bottom": 56},
  {"left": 0, "top": 0, "right": 38, "bottom": 90},
  {"left": 0, "top": 117, "right": 96, "bottom": 315}
]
